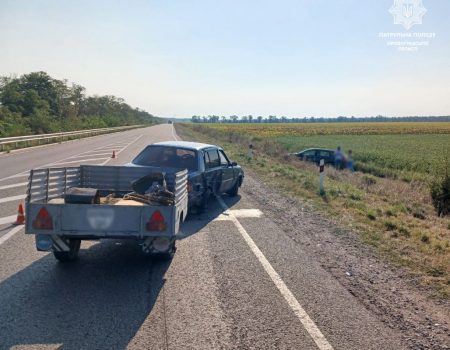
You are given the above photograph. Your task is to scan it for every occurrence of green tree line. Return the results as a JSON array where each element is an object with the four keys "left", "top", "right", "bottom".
[
  {"left": 191, "top": 115, "right": 450, "bottom": 124},
  {"left": 0, "top": 71, "right": 159, "bottom": 137}
]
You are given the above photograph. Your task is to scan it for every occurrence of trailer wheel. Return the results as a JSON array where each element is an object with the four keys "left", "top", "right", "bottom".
[
  {"left": 53, "top": 239, "right": 81, "bottom": 262},
  {"left": 156, "top": 242, "right": 177, "bottom": 261}
]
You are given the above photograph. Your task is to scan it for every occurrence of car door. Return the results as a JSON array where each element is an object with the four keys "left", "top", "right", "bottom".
[
  {"left": 203, "top": 148, "right": 222, "bottom": 194},
  {"left": 318, "top": 150, "right": 331, "bottom": 164},
  {"left": 301, "top": 150, "right": 316, "bottom": 162},
  {"left": 218, "top": 149, "right": 234, "bottom": 193}
]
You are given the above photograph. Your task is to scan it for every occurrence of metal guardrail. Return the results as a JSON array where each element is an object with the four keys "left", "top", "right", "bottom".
[{"left": 0, "top": 125, "right": 143, "bottom": 152}]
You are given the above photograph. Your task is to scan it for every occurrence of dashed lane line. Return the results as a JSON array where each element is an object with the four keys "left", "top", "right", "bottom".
[{"left": 216, "top": 196, "right": 334, "bottom": 350}]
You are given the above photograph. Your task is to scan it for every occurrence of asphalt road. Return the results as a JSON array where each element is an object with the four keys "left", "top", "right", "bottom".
[{"left": 0, "top": 124, "right": 407, "bottom": 350}]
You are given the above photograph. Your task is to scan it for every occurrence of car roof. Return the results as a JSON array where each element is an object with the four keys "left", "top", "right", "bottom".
[
  {"left": 300, "top": 148, "right": 334, "bottom": 152},
  {"left": 152, "top": 141, "right": 218, "bottom": 151}
]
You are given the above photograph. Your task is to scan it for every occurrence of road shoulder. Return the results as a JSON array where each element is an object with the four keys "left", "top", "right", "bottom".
[{"left": 240, "top": 170, "right": 450, "bottom": 349}]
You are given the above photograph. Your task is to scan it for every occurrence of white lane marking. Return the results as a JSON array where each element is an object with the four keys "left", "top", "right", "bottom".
[
  {"left": 0, "top": 143, "right": 117, "bottom": 181},
  {"left": 95, "top": 146, "right": 125, "bottom": 150},
  {"left": 100, "top": 134, "right": 143, "bottom": 165},
  {"left": 0, "top": 194, "right": 26, "bottom": 204},
  {"left": 0, "top": 131, "right": 143, "bottom": 248},
  {"left": 72, "top": 144, "right": 117, "bottom": 156},
  {"left": 172, "top": 124, "right": 180, "bottom": 141},
  {"left": 0, "top": 131, "right": 141, "bottom": 182},
  {"left": 0, "top": 225, "right": 23, "bottom": 246},
  {"left": 231, "top": 209, "right": 263, "bottom": 218},
  {"left": 66, "top": 152, "right": 113, "bottom": 159},
  {"left": 216, "top": 196, "right": 334, "bottom": 350},
  {"left": 0, "top": 182, "right": 28, "bottom": 190},
  {"left": 170, "top": 127, "right": 332, "bottom": 347},
  {"left": 51, "top": 157, "right": 108, "bottom": 165},
  {"left": 0, "top": 172, "right": 29, "bottom": 182},
  {"left": 214, "top": 209, "right": 263, "bottom": 221},
  {"left": 0, "top": 215, "right": 17, "bottom": 225}
]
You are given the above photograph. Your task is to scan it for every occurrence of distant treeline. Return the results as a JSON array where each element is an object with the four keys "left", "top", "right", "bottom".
[
  {"left": 0, "top": 71, "right": 159, "bottom": 137},
  {"left": 191, "top": 115, "right": 450, "bottom": 124}
]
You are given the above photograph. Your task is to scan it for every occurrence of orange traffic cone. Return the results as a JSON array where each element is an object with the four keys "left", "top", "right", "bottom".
[
  {"left": 14, "top": 203, "right": 25, "bottom": 225},
  {"left": 111, "top": 150, "right": 116, "bottom": 159}
]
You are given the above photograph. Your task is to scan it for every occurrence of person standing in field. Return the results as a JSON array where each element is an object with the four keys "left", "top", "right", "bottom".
[
  {"left": 334, "top": 146, "right": 344, "bottom": 169},
  {"left": 347, "top": 149, "right": 354, "bottom": 172}
]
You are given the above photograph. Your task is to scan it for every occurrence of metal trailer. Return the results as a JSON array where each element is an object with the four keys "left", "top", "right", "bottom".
[{"left": 25, "top": 165, "right": 188, "bottom": 261}]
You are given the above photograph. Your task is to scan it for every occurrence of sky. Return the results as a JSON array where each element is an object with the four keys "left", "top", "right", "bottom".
[{"left": 1, "top": 0, "right": 449, "bottom": 118}]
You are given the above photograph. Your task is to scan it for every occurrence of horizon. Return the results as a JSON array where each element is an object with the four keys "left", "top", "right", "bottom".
[{"left": 1, "top": 0, "right": 450, "bottom": 118}]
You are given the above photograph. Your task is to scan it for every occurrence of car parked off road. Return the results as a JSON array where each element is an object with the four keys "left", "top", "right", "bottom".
[{"left": 291, "top": 148, "right": 335, "bottom": 166}]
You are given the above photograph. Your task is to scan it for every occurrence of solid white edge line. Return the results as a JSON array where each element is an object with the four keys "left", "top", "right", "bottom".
[
  {"left": 171, "top": 126, "right": 330, "bottom": 348},
  {"left": 172, "top": 124, "right": 180, "bottom": 141},
  {"left": 0, "top": 225, "right": 23, "bottom": 246},
  {"left": 216, "top": 196, "right": 334, "bottom": 350}
]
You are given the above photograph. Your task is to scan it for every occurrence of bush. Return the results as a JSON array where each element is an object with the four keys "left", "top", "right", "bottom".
[
  {"left": 367, "top": 210, "right": 376, "bottom": 221},
  {"left": 384, "top": 220, "right": 397, "bottom": 231},
  {"left": 420, "top": 233, "right": 430, "bottom": 243},
  {"left": 362, "top": 175, "right": 377, "bottom": 191},
  {"left": 398, "top": 227, "right": 410, "bottom": 237}
]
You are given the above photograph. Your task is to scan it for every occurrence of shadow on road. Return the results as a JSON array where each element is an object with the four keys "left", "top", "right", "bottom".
[
  {"left": 180, "top": 194, "right": 241, "bottom": 240},
  {"left": 0, "top": 240, "right": 171, "bottom": 350},
  {"left": 0, "top": 193, "right": 243, "bottom": 350}
]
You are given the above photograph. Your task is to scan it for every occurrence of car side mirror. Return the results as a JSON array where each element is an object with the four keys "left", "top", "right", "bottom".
[{"left": 231, "top": 161, "right": 237, "bottom": 166}]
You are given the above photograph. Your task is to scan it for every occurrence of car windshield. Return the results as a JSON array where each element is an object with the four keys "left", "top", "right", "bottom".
[{"left": 132, "top": 146, "right": 198, "bottom": 170}]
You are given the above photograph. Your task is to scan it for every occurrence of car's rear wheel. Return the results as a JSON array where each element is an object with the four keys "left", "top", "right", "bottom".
[
  {"left": 197, "top": 188, "right": 211, "bottom": 213},
  {"left": 53, "top": 239, "right": 81, "bottom": 262},
  {"left": 227, "top": 177, "right": 241, "bottom": 197}
]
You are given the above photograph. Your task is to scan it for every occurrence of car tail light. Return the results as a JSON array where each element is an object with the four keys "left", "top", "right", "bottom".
[
  {"left": 32, "top": 207, "right": 53, "bottom": 230},
  {"left": 187, "top": 181, "right": 193, "bottom": 192},
  {"left": 146, "top": 210, "right": 167, "bottom": 231}
]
